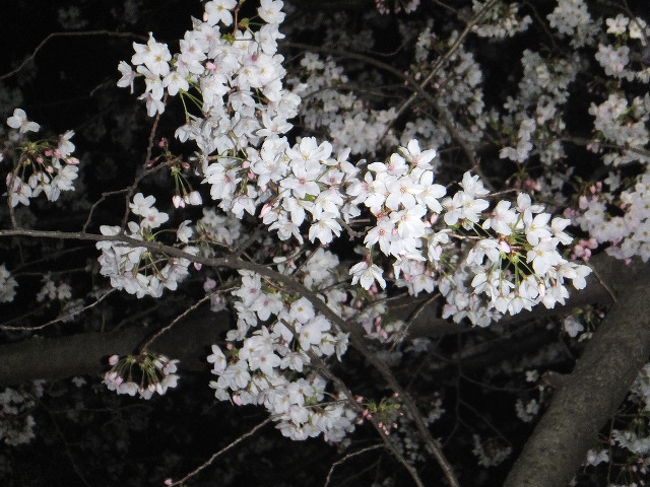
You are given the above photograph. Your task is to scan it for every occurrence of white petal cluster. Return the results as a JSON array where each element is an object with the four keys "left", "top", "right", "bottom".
[
  {"left": 289, "top": 53, "right": 398, "bottom": 155},
  {"left": 196, "top": 207, "right": 242, "bottom": 247},
  {"left": 471, "top": 0, "right": 532, "bottom": 39},
  {"left": 36, "top": 274, "right": 72, "bottom": 303},
  {"left": 6, "top": 108, "right": 40, "bottom": 134},
  {"left": 597, "top": 15, "right": 650, "bottom": 83},
  {"left": 96, "top": 194, "right": 192, "bottom": 298},
  {"left": 349, "top": 148, "right": 590, "bottom": 325},
  {"left": 0, "top": 385, "right": 38, "bottom": 446},
  {"left": 546, "top": 0, "right": 598, "bottom": 48},
  {"left": 103, "top": 352, "right": 180, "bottom": 400},
  {"left": 120, "top": 0, "right": 297, "bottom": 147},
  {"left": 576, "top": 172, "right": 650, "bottom": 262},
  {"left": 4, "top": 112, "right": 79, "bottom": 207},
  {"left": 0, "top": 263, "right": 18, "bottom": 303},
  {"left": 207, "top": 256, "right": 356, "bottom": 442},
  {"left": 588, "top": 93, "right": 650, "bottom": 166}
]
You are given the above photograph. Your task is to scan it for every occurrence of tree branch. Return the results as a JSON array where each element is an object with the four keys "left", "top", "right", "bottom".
[
  {"left": 503, "top": 257, "right": 650, "bottom": 487},
  {"left": 0, "top": 309, "right": 230, "bottom": 385}
]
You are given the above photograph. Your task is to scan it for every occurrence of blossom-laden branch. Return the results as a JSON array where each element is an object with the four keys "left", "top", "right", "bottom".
[
  {"left": 3, "top": 0, "right": 650, "bottom": 485},
  {"left": 0, "top": 225, "right": 459, "bottom": 485}
]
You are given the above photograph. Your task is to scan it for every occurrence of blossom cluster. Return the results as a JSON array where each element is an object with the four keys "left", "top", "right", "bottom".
[
  {"left": 574, "top": 174, "right": 650, "bottom": 262},
  {"left": 118, "top": 0, "right": 296, "bottom": 156},
  {"left": 207, "top": 259, "right": 357, "bottom": 442},
  {"left": 103, "top": 352, "right": 180, "bottom": 399},
  {"left": 546, "top": 0, "right": 598, "bottom": 48},
  {"left": 596, "top": 14, "right": 650, "bottom": 83},
  {"left": 374, "top": 0, "right": 421, "bottom": 16},
  {"left": 0, "top": 263, "right": 18, "bottom": 303},
  {"left": 36, "top": 274, "right": 72, "bottom": 303},
  {"left": 289, "top": 53, "right": 398, "bottom": 155},
  {"left": 588, "top": 93, "right": 650, "bottom": 167},
  {"left": 96, "top": 193, "right": 194, "bottom": 298},
  {"left": 0, "top": 383, "right": 43, "bottom": 446},
  {"left": 471, "top": 0, "right": 531, "bottom": 39},
  {"left": 349, "top": 143, "right": 590, "bottom": 326},
  {"left": 3, "top": 108, "right": 79, "bottom": 207}
]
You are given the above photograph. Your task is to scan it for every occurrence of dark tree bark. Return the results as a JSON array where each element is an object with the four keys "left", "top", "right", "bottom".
[
  {"left": 504, "top": 256, "right": 650, "bottom": 487},
  {"left": 0, "top": 310, "right": 229, "bottom": 385}
]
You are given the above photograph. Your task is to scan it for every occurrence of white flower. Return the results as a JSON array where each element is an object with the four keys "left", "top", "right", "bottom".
[
  {"left": 117, "top": 61, "right": 136, "bottom": 93},
  {"left": 129, "top": 193, "right": 156, "bottom": 217},
  {"left": 7, "top": 108, "right": 40, "bottom": 134},
  {"left": 258, "top": 0, "right": 285, "bottom": 24},
  {"left": 399, "top": 139, "right": 437, "bottom": 168},
  {"left": 563, "top": 315, "right": 584, "bottom": 337},
  {"left": 349, "top": 262, "right": 386, "bottom": 290},
  {"left": 606, "top": 14, "right": 629, "bottom": 35},
  {"left": 177, "top": 220, "right": 193, "bottom": 243},
  {"left": 162, "top": 70, "right": 189, "bottom": 96},
  {"left": 204, "top": 0, "right": 237, "bottom": 26},
  {"left": 483, "top": 200, "right": 517, "bottom": 235},
  {"left": 308, "top": 213, "right": 342, "bottom": 244},
  {"left": 131, "top": 33, "right": 171, "bottom": 76}
]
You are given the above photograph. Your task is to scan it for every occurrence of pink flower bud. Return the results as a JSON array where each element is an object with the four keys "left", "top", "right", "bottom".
[{"left": 260, "top": 203, "right": 274, "bottom": 218}]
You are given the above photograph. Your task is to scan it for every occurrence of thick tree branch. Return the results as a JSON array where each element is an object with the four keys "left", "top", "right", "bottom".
[
  {"left": 0, "top": 309, "right": 229, "bottom": 385},
  {"left": 504, "top": 257, "right": 650, "bottom": 487}
]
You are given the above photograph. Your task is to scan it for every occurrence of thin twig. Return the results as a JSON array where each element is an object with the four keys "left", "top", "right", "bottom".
[
  {"left": 119, "top": 157, "right": 179, "bottom": 231},
  {"left": 0, "top": 289, "right": 116, "bottom": 331},
  {"left": 560, "top": 136, "right": 650, "bottom": 160},
  {"left": 393, "top": 0, "right": 499, "bottom": 120},
  {"left": 139, "top": 288, "right": 232, "bottom": 352},
  {"left": 324, "top": 444, "right": 383, "bottom": 487},
  {"left": 0, "top": 30, "right": 148, "bottom": 81},
  {"left": 82, "top": 189, "right": 129, "bottom": 233},
  {"left": 143, "top": 95, "right": 167, "bottom": 166},
  {"left": 391, "top": 293, "right": 441, "bottom": 352},
  {"left": 309, "top": 353, "right": 427, "bottom": 487},
  {"left": 41, "top": 401, "right": 93, "bottom": 487},
  {"left": 167, "top": 417, "right": 273, "bottom": 487},
  {"left": 590, "top": 265, "right": 618, "bottom": 304}
]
